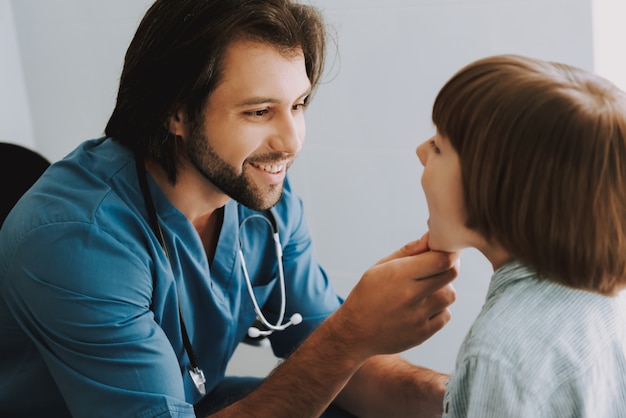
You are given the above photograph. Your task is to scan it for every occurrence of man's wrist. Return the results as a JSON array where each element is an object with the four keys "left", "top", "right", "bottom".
[{"left": 320, "top": 307, "right": 373, "bottom": 365}]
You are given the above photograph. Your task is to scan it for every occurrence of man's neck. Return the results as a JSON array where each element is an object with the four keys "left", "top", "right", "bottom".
[{"left": 144, "top": 156, "right": 229, "bottom": 262}]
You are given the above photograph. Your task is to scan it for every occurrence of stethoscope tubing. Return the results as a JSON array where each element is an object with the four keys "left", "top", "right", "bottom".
[
  {"left": 135, "top": 149, "right": 300, "bottom": 349},
  {"left": 238, "top": 213, "right": 302, "bottom": 336}
]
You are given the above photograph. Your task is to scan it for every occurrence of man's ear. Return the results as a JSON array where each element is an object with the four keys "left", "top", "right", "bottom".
[{"left": 167, "top": 108, "right": 189, "bottom": 138}]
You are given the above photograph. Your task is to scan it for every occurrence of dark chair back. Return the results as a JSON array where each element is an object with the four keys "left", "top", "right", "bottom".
[{"left": 0, "top": 142, "right": 50, "bottom": 228}]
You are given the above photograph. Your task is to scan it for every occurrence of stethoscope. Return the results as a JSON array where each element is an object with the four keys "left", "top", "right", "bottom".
[
  {"left": 238, "top": 213, "right": 302, "bottom": 339},
  {"left": 134, "top": 151, "right": 301, "bottom": 396}
]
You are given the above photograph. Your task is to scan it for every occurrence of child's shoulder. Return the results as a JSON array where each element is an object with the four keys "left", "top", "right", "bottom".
[{"left": 460, "top": 270, "right": 625, "bottom": 380}]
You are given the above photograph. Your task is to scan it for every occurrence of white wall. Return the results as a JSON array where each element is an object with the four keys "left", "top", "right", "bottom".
[
  {"left": 8, "top": 0, "right": 600, "bottom": 378},
  {"left": 10, "top": 0, "right": 154, "bottom": 161},
  {"left": 592, "top": 0, "right": 626, "bottom": 90},
  {"left": 0, "top": 0, "right": 35, "bottom": 147},
  {"left": 289, "top": 0, "right": 594, "bottom": 375}
]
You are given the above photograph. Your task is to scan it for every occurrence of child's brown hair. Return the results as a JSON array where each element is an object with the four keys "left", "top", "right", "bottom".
[{"left": 433, "top": 54, "right": 626, "bottom": 295}]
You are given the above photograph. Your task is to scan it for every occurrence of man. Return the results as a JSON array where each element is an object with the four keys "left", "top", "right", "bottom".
[{"left": 0, "top": 0, "right": 458, "bottom": 417}]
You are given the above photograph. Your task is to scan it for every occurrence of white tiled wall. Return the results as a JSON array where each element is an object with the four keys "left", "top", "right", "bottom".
[{"left": 6, "top": 0, "right": 600, "bottom": 378}]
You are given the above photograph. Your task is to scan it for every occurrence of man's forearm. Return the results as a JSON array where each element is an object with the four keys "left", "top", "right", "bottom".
[
  {"left": 208, "top": 312, "right": 368, "bottom": 418},
  {"left": 334, "top": 354, "right": 448, "bottom": 418},
  {"left": 207, "top": 237, "right": 458, "bottom": 417}
]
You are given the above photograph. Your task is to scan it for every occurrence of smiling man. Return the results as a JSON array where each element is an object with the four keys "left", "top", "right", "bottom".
[{"left": 0, "top": 1, "right": 458, "bottom": 417}]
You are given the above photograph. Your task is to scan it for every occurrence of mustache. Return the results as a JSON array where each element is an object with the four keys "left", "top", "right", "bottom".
[{"left": 246, "top": 152, "right": 297, "bottom": 165}]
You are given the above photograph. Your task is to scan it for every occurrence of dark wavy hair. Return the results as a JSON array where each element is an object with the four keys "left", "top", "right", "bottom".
[
  {"left": 105, "top": 0, "right": 328, "bottom": 183},
  {"left": 433, "top": 54, "right": 626, "bottom": 295}
]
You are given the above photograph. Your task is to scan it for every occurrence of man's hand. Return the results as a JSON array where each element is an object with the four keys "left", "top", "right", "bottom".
[
  {"left": 209, "top": 234, "right": 459, "bottom": 418},
  {"left": 329, "top": 233, "right": 459, "bottom": 359}
]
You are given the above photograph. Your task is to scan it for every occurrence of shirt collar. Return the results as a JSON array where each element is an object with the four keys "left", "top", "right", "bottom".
[{"left": 486, "top": 260, "right": 536, "bottom": 300}]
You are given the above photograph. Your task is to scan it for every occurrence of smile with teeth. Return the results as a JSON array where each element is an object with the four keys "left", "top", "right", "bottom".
[{"left": 252, "top": 162, "right": 285, "bottom": 174}]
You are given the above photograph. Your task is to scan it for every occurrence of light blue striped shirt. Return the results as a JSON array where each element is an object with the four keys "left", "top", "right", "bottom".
[{"left": 443, "top": 261, "right": 626, "bottom": 417}]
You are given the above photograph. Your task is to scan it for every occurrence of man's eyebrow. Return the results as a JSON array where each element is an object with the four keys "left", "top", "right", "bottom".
[
  {"left": 235, "top": 97, "right": 280, "bottom": 107},
  {"left": 235, "top": 88, "right": 312, "bottom": 108}
]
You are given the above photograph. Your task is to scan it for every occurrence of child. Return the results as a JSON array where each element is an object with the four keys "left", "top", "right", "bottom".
[{"left": 417, "top": 54, "right": 626, "bottom": 417}]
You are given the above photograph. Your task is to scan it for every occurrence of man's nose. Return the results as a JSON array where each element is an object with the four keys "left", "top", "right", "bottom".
[{"left": 269, "top": 112, "right": 304, "bottom": 155}]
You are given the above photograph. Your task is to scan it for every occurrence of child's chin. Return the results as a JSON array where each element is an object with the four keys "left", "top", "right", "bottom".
[
  {"left": 427, "top": 236, "right": 443, "bottom": 251},
  {"left": 428, "top": 236, "right": 454, "bottom": 252}
]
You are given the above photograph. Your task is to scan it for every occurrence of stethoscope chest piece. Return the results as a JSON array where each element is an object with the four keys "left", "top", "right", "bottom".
[{"left": 189, "top": 367, "right": 206, "bottom": 396}]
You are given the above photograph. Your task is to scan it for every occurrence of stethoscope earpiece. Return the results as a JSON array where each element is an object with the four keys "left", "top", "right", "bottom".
[
  {"left": 247, "top": 313, "right": 303, "bottom": 338},
  {"left": 289, "top": 312, "right": 303, "bottom": 325}
]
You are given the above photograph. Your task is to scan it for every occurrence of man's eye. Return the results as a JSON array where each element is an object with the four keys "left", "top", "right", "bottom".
[
  {"left": 244, "top": 109, "right": 269, "bottom": 117},
  {"left": 293, "top": 102, "right": 308, "bottom": 111}
]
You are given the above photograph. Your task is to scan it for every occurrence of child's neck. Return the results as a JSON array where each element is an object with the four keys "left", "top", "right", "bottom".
[{"left": 480, "top": 242, "right": 513, "bottom": 272}]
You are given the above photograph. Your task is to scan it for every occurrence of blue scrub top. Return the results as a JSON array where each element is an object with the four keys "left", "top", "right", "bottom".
[{"left": 0, "top": 138, "right": 342, "bottom": 417}]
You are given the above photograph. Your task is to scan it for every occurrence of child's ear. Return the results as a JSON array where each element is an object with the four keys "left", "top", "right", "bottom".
[{"left": 167, "top": 108, "right": 189, "bottom": 138}]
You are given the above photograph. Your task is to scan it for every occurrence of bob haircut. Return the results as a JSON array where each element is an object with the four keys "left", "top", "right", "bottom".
[
  {"left": 105, "top": 0, "right": 327, "bottom": 183},
  {"left": 432, "top": 54, "right": 626, "bottom": 295}
]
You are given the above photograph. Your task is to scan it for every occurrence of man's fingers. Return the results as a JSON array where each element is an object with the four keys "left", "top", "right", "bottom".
[
  {"left": 414, "top": 285, "right": 456, "bottom": 341},
  {"left": 375, "top": 233, "right": 430, "bottom": 265},
  {"left": 425, "top": 307, "right": 453, "bottom": 335},
  {"left": 424, "top": 283, "right": 457, "bottom": 317},
  {"left": 413, "top": 259, "right": 459, "bottom": 296},
  {"left": 376, "top": 249, "right": 460, "bottom": 291}
]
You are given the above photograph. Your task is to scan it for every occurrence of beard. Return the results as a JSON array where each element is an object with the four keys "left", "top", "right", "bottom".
[{"left": 185, "top": 126, "right": 288, "bottom": 211}]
